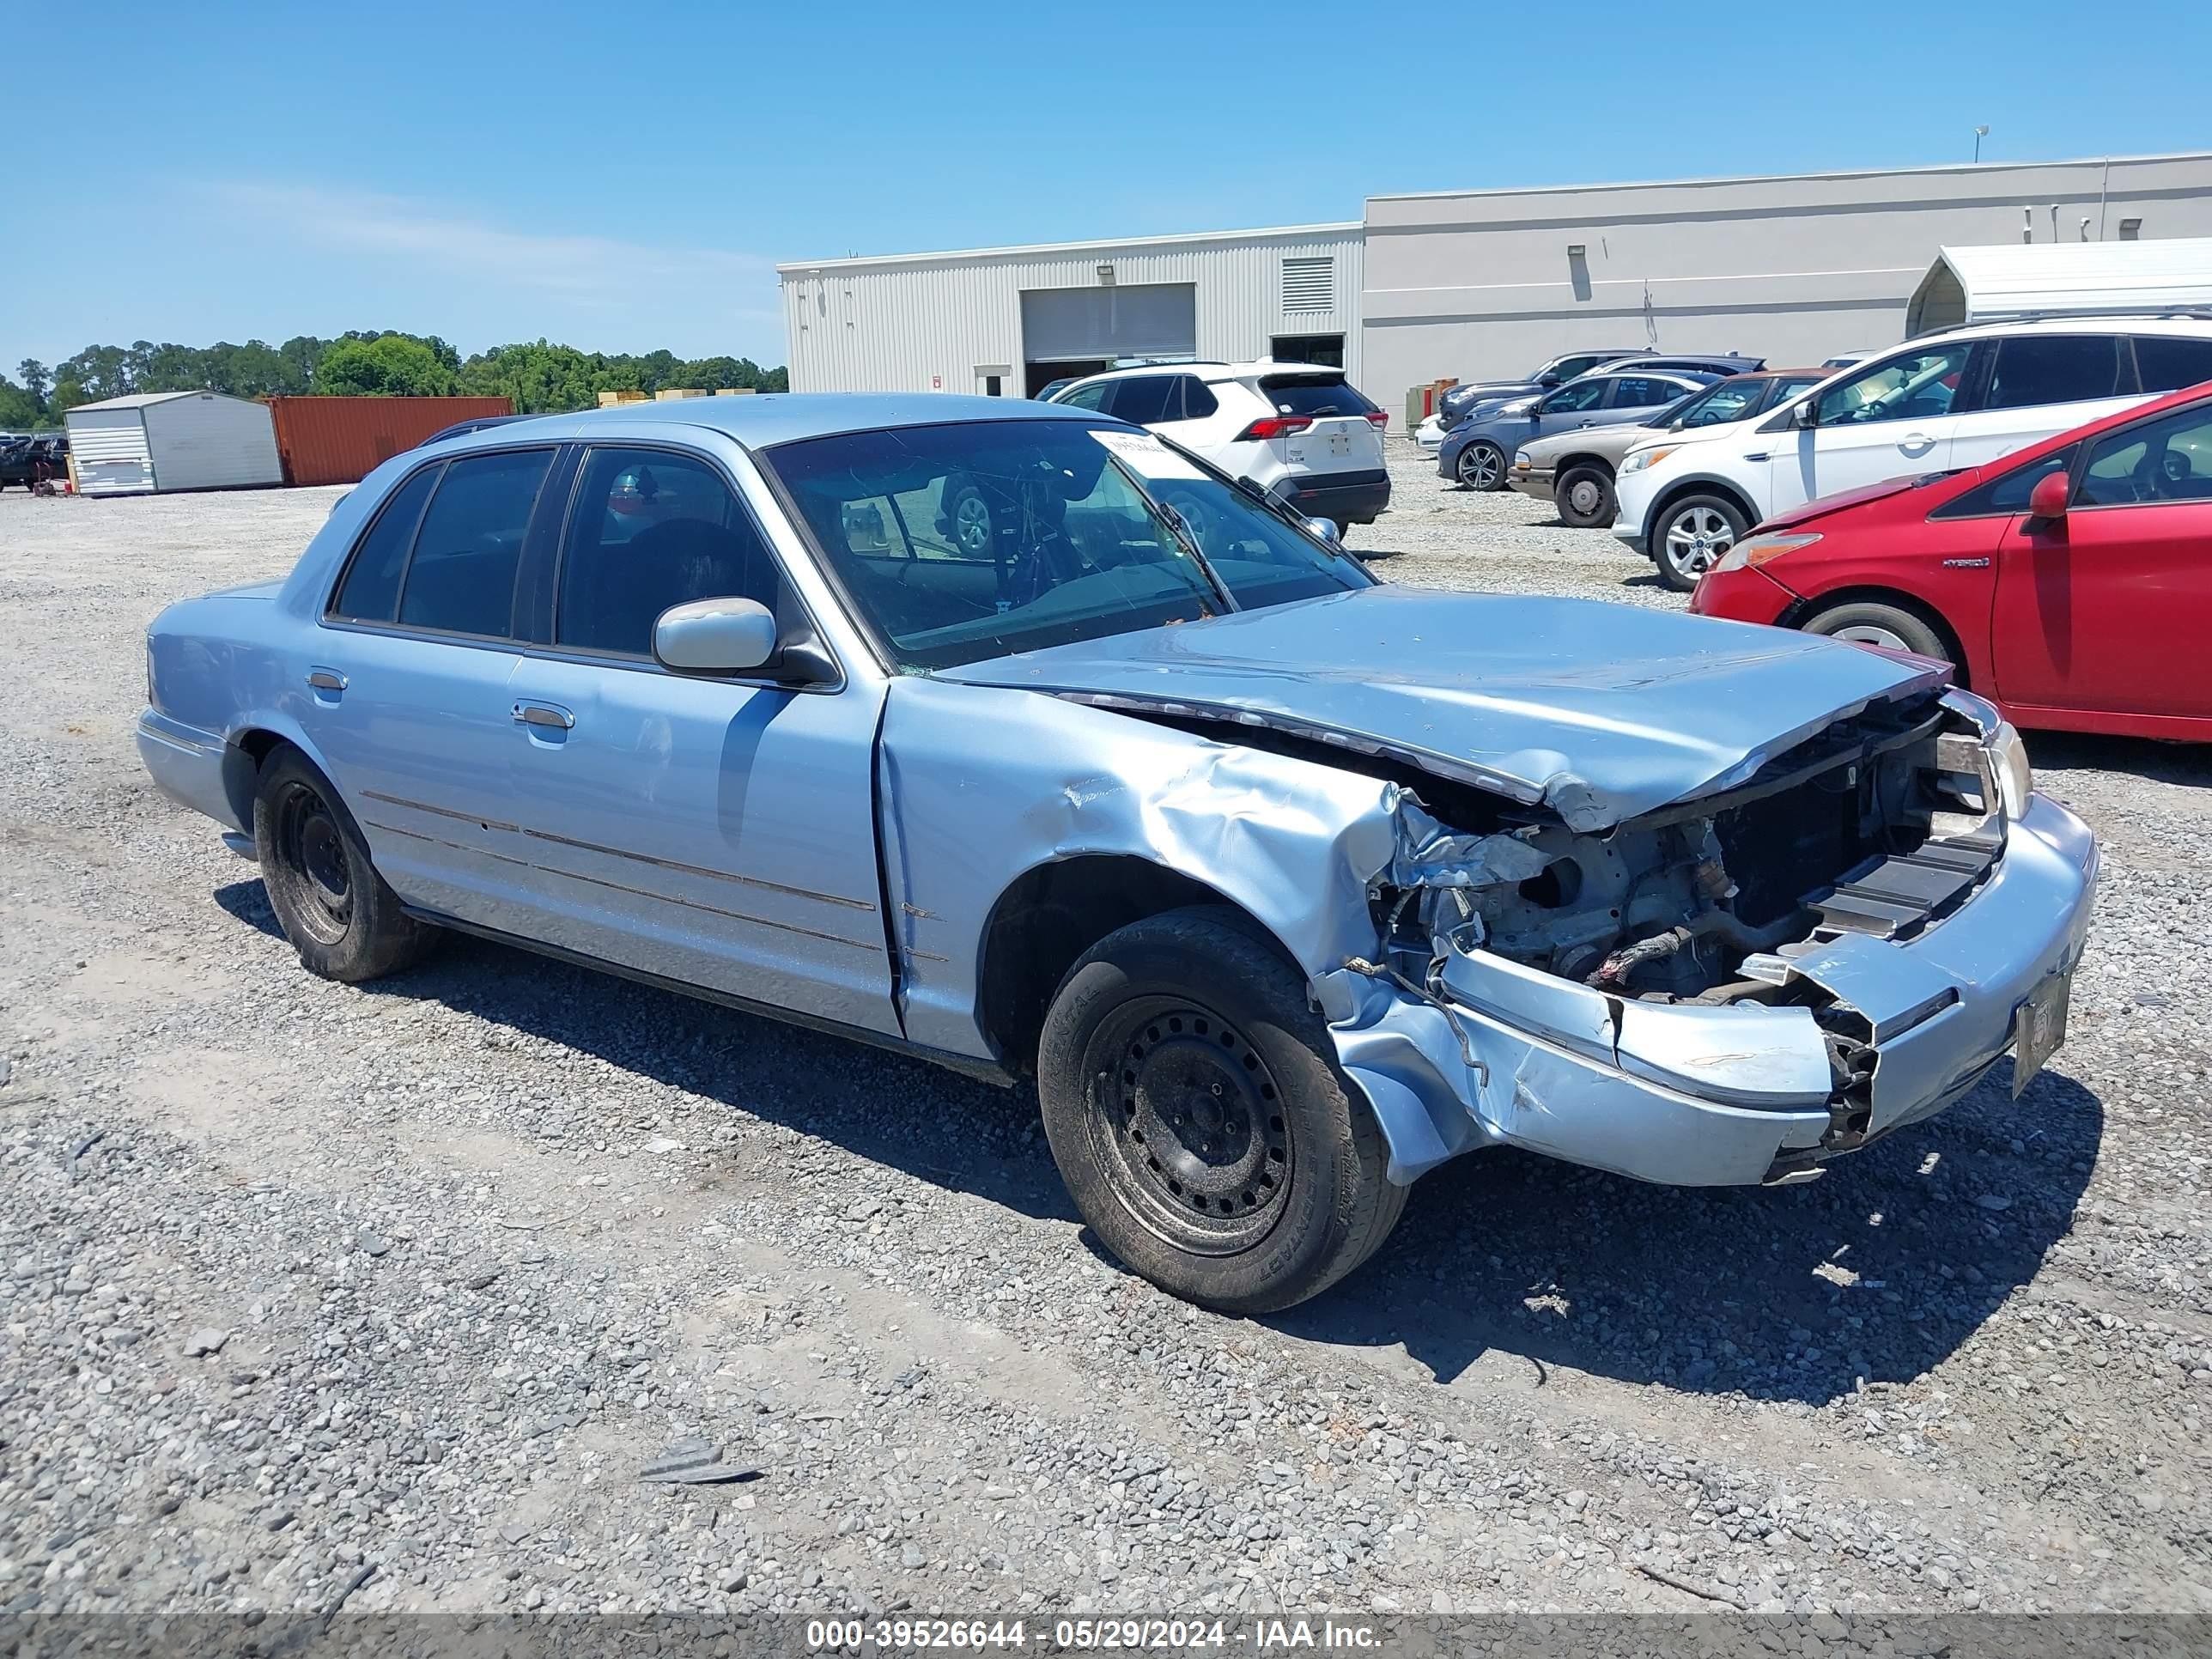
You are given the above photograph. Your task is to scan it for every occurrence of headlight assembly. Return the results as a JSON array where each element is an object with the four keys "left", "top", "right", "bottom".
[
  {"left": 1620, "top": 446, "right": 1675, "bottom": 476},
  {"left": 1987, "top": 719, "right": 2033, "bottom": 818},
  {"left": 1711, "top": 532, "right": 1820, "bottom": 574}
]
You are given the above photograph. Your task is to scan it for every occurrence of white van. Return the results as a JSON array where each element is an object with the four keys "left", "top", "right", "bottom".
[{"left": 1613, "top": 316, "right": 2212, "bottom": 589}]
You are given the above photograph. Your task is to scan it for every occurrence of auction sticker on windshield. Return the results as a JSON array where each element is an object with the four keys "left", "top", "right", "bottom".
[{"left": 1092, "top": 429, "right": 1206, "bottom": 481}]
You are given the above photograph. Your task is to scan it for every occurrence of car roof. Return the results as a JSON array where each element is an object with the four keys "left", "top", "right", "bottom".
[
  {"left": 1916, "top": 313, "right": 2212, "bottom": 341},
  {"left": 1056, "top": 358, "right": 1349, "bottom": 392},
  {"left": 424, "top": 392, "right": 1109, "bottom": 453}
]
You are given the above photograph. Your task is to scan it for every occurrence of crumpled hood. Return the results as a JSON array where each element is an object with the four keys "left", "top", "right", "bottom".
[{"left": 939, "top": 586, "right": 1948, "bottom": 831}]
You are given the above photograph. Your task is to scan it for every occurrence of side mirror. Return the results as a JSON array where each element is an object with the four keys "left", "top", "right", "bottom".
[
  {"left": 1792, "top": 400, "right": 1818, "bottom": 428},
  {"left": 2027, "top": 471, "right": 2071, "bottom": 521},
  {"left": 1303, "top": 515, "right": 1343, "bottom": 549},
  {"left": 653, "top": 597, "right": 779, "bottom": 675},
  {"left": 1534, "top": 374, "right": 1560, "bottom": 388}
]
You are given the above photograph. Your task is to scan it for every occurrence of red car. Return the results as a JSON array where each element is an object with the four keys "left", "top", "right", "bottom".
[{"left": 1692, "top": 380, "right": 2212, "bottom": 740}]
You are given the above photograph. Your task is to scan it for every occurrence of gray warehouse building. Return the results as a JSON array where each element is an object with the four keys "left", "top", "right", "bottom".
[{"left": 780, "top": 151, "right": 2212, "bottom": 422}]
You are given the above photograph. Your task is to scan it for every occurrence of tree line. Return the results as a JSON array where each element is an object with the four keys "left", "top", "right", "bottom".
[{"left": 0, "top": 332, "right": 789, "bottom": 428}]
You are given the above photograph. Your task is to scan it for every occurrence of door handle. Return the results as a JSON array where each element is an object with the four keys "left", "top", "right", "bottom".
[
  {"left": 513, "top": 702, "right": 574, "bottom": 732},
  {"left": 1899, "top": 432, "right": 1936, "bottom": 454},
  {"left": 307, "top": 667, "right": 348, "bottom": 692}
]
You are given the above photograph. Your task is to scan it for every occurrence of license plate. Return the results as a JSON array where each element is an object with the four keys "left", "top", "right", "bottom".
[{"left": 2011, "top": 972, "right": 2072, "bottom": 1097}]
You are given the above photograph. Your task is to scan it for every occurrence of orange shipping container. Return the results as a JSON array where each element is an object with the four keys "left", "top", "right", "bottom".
[{"left": 264, "top": 396, "right": 517, "bottom": 487}]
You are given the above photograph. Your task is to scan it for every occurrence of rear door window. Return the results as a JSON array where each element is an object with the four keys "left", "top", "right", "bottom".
[
  {"left": 2133, "top": 336, "right": 2212, "bottom": 393},
  {"left": 396, "top": 448, "right": 554, "bottom": 637},
  {"left": 1105, "top": 376, "right": 1178, "bottom": 426},
  {"left": 1983, "top": 336, "right": 2128, "bottom": 411},
  {"left": 1607, "top": 376, "right": 1685, "bottom": 410},
  {"left": 331, "top": 464, "right": 441, "bottom": 622}
]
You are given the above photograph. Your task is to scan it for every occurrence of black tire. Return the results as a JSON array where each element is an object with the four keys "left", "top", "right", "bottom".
[
  {"left": 1455, "top": 441, "right": 1508, "bottom": 491},
  {"left": 1802, "top": 599, "right": 1952, "bottom": 664},
  {"left": 1036, "top": 908, "right": 1407, "bottom": 1315},
  {"left": 1555, "top": 465, "right": 1615, "bottom": 529},
  {"left": 1653, "top": 492, "right": 1751, "bottom": 591},
  {"left": 941, "top": 478, "right": 996, "bottom": 559},
  {"left": 252, "top": 745, "right": 435, "bottom": 982}
]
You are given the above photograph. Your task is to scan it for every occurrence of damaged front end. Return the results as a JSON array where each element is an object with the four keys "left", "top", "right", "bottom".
[{"left": 1318, "top": 688, "right": 2097, "bottom": 1188}]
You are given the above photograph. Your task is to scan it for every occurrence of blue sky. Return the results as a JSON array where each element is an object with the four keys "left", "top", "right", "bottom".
[{"left": 9, "top": 0, "right": 2209, "bottom": 372}]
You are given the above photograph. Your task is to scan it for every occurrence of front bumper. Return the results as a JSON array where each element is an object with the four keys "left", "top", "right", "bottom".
[
  {"left": 1327, "top": 793, "right": 2098, "bottom": 1188},
  {"left": 1610, "top": 470, "right": 1659, "bottom": 553},
  {"left": 1276, "top": 468, "right": 1390, "bottom": 526},
  {"left": 1688, "top": 563, "right": 1796, "bottom": 624},
  {"left": 1510, "top": 465, "right": 1557, "bottom": 504}
]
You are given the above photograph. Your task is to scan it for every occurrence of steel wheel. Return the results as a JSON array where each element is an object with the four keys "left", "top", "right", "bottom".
[
  {"left": 1564, "top": 474, "right": 1606, "bottom": 520},
  {"left": 272, "top": 779, "right": 352, "bottom": 946},
  {"left": 950, "top": 488, "right": 994, "bottom": 557},
  {"left": 1455, "top": 442, "right": 1504, "bottom": 490},
  {"left": 1086, "top": 994, "right": 1294, "bottom": 1256}
]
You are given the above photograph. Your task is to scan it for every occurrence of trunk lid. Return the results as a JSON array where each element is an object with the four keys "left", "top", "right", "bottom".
[{"left": 939, "top": 585, "right": 1948, "bottom": 831}]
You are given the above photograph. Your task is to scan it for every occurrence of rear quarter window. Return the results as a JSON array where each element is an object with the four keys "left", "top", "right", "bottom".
[{"left": 330, "top": 463, "right": 441, "bottom": 622}]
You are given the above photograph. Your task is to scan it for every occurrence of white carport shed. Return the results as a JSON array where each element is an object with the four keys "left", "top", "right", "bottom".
[
  {"left": 1906, "top": 237, "right": 2212, "bottom": 335},
  {"left": 64, "top": 390, "right": 284, "bottom": 496}
]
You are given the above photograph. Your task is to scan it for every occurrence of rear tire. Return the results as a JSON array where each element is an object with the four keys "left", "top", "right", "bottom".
[
  {"left": 1036, "top": 908, "right": 1407, "bottom": 1315},
  {"left": 252, "top": 745, "right": 435, "bottom": 982},
  {"left": 1455, "top": 441, "right": 1508, "bottom": 491},
  {"left": 1555, "top": 465, "right": 1615, "bottom": 529},
  {"left": 1802, "top": 599, "right": 1951, "bottom": 664},
  {"left": 1654, "top": 493, "right": 1750, "bottom": 591}
]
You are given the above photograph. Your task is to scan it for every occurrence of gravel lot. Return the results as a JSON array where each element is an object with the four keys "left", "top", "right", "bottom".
[{"left": 3, "top": 441, "right": 2210, "bottom": 1629}]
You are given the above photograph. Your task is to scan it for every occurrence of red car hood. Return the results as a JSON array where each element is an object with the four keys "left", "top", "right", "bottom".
[{"left": 1759, "top": 471, "right": 1946, "bottom": 532}]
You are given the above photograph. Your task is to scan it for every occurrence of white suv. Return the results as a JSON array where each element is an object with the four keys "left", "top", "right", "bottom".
[
  {"left": 1049, "top": 361, "right": 1390, "bottom": 529},
  {"left": 1613, "top": 317, "right": 2212, "bottom": 589}
]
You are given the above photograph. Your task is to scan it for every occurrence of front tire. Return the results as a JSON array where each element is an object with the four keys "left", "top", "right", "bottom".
[
  {"left": 1455, "top": 441, "right": 1508, "bottom": 491},
  {"left": 1036, "top": 908, "right": 1406, "bottom": 1315},
  {"left": 1555, "top": 465, "right": 1615, "bottom": 529},
  {"left": 1654, "top": 493, "right": 1750, "bottom": 591},
  {"left": 1802, "top": 599, "right": 1951, "bottom": 664},
  {"left": 252, "top": 745, "right": 434, "bottom": 982}
]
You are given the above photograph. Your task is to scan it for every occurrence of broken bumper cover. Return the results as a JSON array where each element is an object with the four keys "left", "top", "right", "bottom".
[{"left": 1320, "top": 793, "right": 2097, "bottom": 1188}]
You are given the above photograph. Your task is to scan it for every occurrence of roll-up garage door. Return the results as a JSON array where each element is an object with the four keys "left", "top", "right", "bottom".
[{"left": 1020, "top": 283, "right": 1198, "bottom": 364}]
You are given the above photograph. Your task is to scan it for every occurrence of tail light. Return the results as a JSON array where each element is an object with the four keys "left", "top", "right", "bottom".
[
  {"left": 1236, "top": 416, "right": 1313, "bottom": 441},
  {"left": 1364, "top": 410, "right": 1390, "bottom": 428}
]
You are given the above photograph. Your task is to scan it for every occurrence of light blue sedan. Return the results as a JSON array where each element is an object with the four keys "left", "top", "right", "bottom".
[{"left": 137, "top": 394, "right": 2096, "bottom": 1312}]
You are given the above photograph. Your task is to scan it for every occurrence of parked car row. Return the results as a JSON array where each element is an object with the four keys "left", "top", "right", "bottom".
[
  {"left": 1508, "top": 369, "right": 1829, "bottom": 526},
  {"left": 1437, "top": 367, "right": 1725, "bottom": 493},
  {"left": 1614, "top": 316, "right": 2212, "bottom": 587},
  {"left": 1692, "top": 374, "right": 2212, "bottom": 741}
]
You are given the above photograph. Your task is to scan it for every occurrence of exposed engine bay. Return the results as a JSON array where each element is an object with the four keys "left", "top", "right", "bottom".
[{"left": 1377, "top": 690, "right": 2006, "bottom": 1009}]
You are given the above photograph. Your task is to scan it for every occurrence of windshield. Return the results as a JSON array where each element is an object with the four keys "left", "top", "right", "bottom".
[
  {"left": 1668, "top": 378, "right": 1771, "bottom": 428},
  {"left": 765, "top": 419, "right": 1371, "bottom": 672}
]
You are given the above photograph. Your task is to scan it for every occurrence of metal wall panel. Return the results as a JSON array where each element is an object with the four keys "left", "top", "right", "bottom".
[
  {"left": 781, "top": 226, "right": 1364, "bottom": 399},
  {"left": 62, "top": 407, "right": 155, "bottom": 495},
  {"left": 140, "top": 392, "right": 284, "bottom": 492}
]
